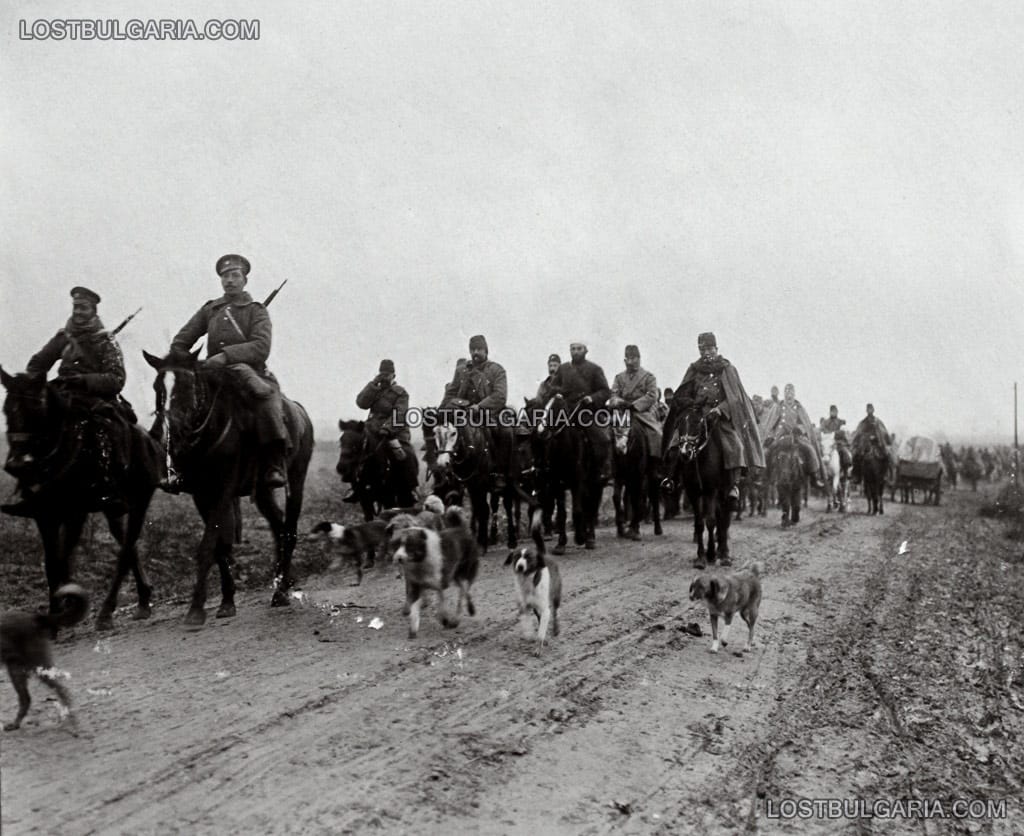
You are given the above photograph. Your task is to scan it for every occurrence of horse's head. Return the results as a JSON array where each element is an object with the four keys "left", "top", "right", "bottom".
[
  {"left": 336, "top": 419, "right": 366, "bottom": 479},
  {"left": 144, "top": 348, "right": 216, "bottom": 454},
  {"left": 674, "top": 401, "right": 708, "bottom": 460},
  {"left": 1, "top": 365, "right": 52, "bottom": 478}
]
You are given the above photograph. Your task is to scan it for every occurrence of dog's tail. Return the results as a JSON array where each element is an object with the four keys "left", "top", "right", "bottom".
[
  {"left": 529, "top": 505, "right": 545, "bottom": 555},
  {"left": 443, "top": 505, "right": 469, "bottom": 530},
  {"left": 44, "top": 583, "right": 90, "bottom": 630},
  {"left": 746, "top": 561, "right": 764, "bottom": 578}
]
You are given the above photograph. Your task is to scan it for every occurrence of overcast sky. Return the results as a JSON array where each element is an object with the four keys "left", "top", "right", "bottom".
[{"left": 2, "top": 0, "right": 1022, "bottom": 444}]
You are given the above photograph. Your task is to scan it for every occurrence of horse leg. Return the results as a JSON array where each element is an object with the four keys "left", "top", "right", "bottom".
[
  {"left": 612, "top": 478, "right": 626, "bottom": 537},
  {"left": 717, "top": 498, "right": 731, "bottom": 566},
  {"left": 97, "top": 495, "right": 154, "bottom": 630},
  {"left": 186, "top": 495, "right": 232, "bottom": 626},
  {"left": 254, "top": 484, "right": 290, "bottom": 608},
  {"left": 475, "top": 487, "right": 490, "bottom": 554},
  {"left": 692, "top": 496, "right": 707, "bottom": 568},
  {"left": 489, "top": 490, "right": 500, "bottom": 546},
  {"left": 649, "top": 467, "right": 663, "bottom": 536},
  {"left": 36, "top": 515, "right": 72, "bottom": 621},
  {"left": 553, "top": 490, "right": 568, "bottom": 555},
  {"left": 504, "top": 489, "right": 518, "bottom": 549},
  {"left": 571, "top": 482, "right": 585, "bottom": 547}
]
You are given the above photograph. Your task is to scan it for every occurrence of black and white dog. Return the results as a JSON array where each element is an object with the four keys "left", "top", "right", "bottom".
[
  {"left": 505, "top": 509, "right": 562, "bottom": 653},
  {"left": 309, "top": 519, "right": 389, "bottom": 586},
  {"left": 390, "top": 508, "right": 479, "bottom": 638}
]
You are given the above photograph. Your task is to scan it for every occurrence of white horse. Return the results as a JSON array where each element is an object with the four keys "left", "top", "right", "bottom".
[{"left": 819, "top": 431, "right": 848, "bottom": 513}]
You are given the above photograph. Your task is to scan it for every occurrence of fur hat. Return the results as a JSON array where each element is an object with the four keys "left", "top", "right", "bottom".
[
  {"left": 379, "top": 359, "right": 395, "bottom": 374},
  {"left": 469, "top": 335, "right": 488, "bottom": 351},
  {"left": 547, "top": 353, "right": 561, "bottom": 364},
  {"left": 697, "top": 332, "right": 716, "bottom": 348},
  {"left": 624, "top": 344, "right": 640, "bottom": 358}
]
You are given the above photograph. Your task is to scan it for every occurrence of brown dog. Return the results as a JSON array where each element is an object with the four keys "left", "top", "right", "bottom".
[
  {"left": 688, "top": 563, "right": 762, "bottom": 653},
  {"left": 390, "top": 509, "right": 479, "bottom": 638},
  {"left": 1, "top": 584, "right": 89, "bottom": 730}
]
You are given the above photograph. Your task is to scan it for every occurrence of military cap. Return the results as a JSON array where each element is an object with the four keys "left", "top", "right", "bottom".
[
  {"left": 697, "top": 332, "right": 716, "bottom": 348},
  {"left": 70, "top": 286, "right": 101, "bottom": 305},
  {"left": 469, "top": 335, "right": 488, "bottom": 351},
  {"left": 829, "top": 404, "right": 837, "bottom": 411},
  {"left": 379, "top": 359, "right": 395, "bottom": 374},
  {"left": 547, "top": 353, "right": 561, "bottom": 364},
  {"left": 215, "top": 253, "right": 251, "bottom": 276},
  {"left": 624, "top": 344, "right": 640, "bottom": 358},
  {"left": 866, "top": 403, "right": 874, "bottom": 411}
]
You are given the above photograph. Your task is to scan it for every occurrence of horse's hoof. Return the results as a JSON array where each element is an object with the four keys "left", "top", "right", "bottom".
[
  {"left": 441, "top": 616, "right": 460, "bottom": 629},
  {"left": 654, "top": 524, "right": 663, "bottom": 536},
  {"left": 133, "top": 605, "right": 152, "bottom": 621},
  {"left": 616, "top": 528, "right": 627, "bottom": 539},
  {"left": 692, "top": 558, "right": 706, "bottom": 569},
  {"left": 215, "top": 604, "right": 236, "bottom": 619},
  {"left": 271, "top": 590, "right": 291, "bottom": 608},
  {"left": 718, "top": 558, "right": 732, "bottom": 568},
  {"left": 584, "top": 538, "right": 596, "bottom": 550},
  {"left": 96, "top": 614, "right": 115, "bottom": 632},
  {"left": 627, "top": 530, "right": 641, "bottom": 542},
  {"left": 553, "top": 544, "right": 565, "bottom": 556},
  {"left": 184, "top": 608, "right": 206, "bottom": 627}
]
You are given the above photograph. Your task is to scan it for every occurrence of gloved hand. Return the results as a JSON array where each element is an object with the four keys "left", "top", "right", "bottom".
[{"left": 204, "top": 353, "right": 228, "bottom": 369}]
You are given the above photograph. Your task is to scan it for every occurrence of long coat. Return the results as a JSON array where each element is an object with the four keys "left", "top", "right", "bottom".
[
  {"left": 611, "top": 367, "right": 663, "bottom": 454},
  {"left": 440, "top": 359, "right": 508, "bottom": 418},
  {"left": 357, "top": 380, "right": 411, "bottom": 444},
  {"left": 761, "top": 397, "right": 823, "bottom": 463},
  {"left": 550, "top": 359, "right": 611, "bottom": 408},
  {"left": 665, "top": 357, "right": 765, "bottom": 471},
  {"left": 171, "top": 292, "right": 272, "bottom": 370},
  {"left": 27, "top": 327, "right": 125, "bottom": 399}
]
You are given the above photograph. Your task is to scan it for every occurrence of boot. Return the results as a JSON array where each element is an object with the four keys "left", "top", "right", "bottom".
[{"left": 261, "top": 441, "right": 288, "bottom": 489}]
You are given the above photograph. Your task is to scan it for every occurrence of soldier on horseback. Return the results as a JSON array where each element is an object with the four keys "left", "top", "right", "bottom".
[
  {"left": 661, "top": 332, "right": 765, "bottom": 511},
  {"left": 435, "top": 334, "right": 513, "bottom": 489},
  {"left": 761, "top": 383, "right": 827, "bottom": 487},
  {"left": 166, "top": 254, "right": 288, "bottom": 490},
  {"left": 548, "top": 341, "right": 614, "bottom": 484},
  {"left": 535, "top": 353, "right": 561, "bottom": 403},
  {"left": 608, "top": 344, "right": 662, "bottom": 459},
  {"left": 851, "top": 403, "right": 891, "bottom": 483},
  {"left": 820, "top": 404, "right": 852, "bottom": 473},
  {"left": 343, "top": 359, "right": 411, "bottom": 503},
  {"left": 3, "top": 286, "right": 131, "bottom": 517}
]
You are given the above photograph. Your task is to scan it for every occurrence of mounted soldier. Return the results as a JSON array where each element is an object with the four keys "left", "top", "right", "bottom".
[
  {"left": 761, "top": 383, "right": 826, "bottom": 487},
  {"left": 608, "top": 344, "right": 662, "bottom": 460},
  {"left": 166, "top": 254, "right": 288, "bottom": 490},
  {"left": 436, "top": 334, "right": 513, "bottom": 489},
  {"left": 343, "top": 359, "right": 411, "bottom": 503},
  {"left": 3, "top": 286, "right": 131, "bottom": 517},
  {"left": 548, "top": 341, "right": 614, "bottom": 484},
  {"left": 851, "top": 403, "right": 891, "bottom": 483},
  {"left": 661, "top": 332, "right": 765, "bottom": 510},
  {"left": 820, "top": 404, "right": 852, "bottom": 473},
  {"left": 535, "top": 353, "right": 561, "bottom": 403}
]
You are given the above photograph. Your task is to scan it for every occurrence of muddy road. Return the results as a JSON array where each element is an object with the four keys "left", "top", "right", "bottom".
[{"left": 2, "top": 488, "right": 1021, "bottom": 834}]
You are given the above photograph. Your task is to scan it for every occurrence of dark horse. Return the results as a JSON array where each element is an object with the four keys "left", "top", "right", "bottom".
[
  {"left": 611, "top": 420, "right": 662, "bottom": 540},
  {"left": 667, "top": 404, "right": 731, "bottom": 567},
  {"left": 857, "top": 439, "right": 888, "bottom": 515},
  {"left": 538, "top": 395, "right": 603, "bottom": 553},
  {"left": 336, "top": 420, "right": 418, "bottom": 521},
  {"left": 768, "top": 435, "right": 804, "bottom": 527},
  {"left": 144, "top": 351, "right": 314, "bottom": 626},
  {"left": 430, "top": 423, "right": 492, "bottom": 552},
  {"left": 1, "top": 367, "right": 163, "bottom": 629}
]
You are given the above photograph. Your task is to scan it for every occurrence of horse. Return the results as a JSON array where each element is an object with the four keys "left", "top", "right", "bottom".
[
  {"left": 336, "top": 420, "right": 418, "bottom": 521},
  {"left": 144, "top": 351, "right": 314, "bottom": 626},
  {"left": 537, "top": 395, "right": 603, "bottom": 553},
  {"left": 819, "top": 431, "right": 849, "bottom": 513},
  {"left": 429, "top": 422, "right": 492, "bottom": 552},
  {"left": 668, "top": 403, "right": 731, "bottom": 568},
  {"left": 1, "top": 367, "right": 163, "bottom": 630},
  {"left": 659, "top": 442, "right": 686, "bottom": 520},
  {"left": 611, "top": 418, "right": 662, "bottom": 540},
  {"left": 856, "top": 439, "right": 888, "bottom": 515},
  {"left": 769, "top": 435, "right": 805, "bottom": 527},
  {"left": 738, "top": 466, "right": 767, "bottom": 519}
]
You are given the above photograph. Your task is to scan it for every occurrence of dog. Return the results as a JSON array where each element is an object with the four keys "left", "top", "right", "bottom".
[
  {"left": 389, "top": 509, "right": 479, "bottom": 638},
  {"left": 310, "top": 519, "right": 389, "bottom": 586},
  {"left": 505, "top": 508, "right": 562, "bottom": 654},
  {"left": 688, "top": 563, "right": 762, "bottom": 653},
  {"left": 1, "top": 583, "right": 89, "bottom": 731}
]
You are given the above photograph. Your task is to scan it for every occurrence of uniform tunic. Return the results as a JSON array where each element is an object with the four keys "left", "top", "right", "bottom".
[
  {"left": 610, "top": 367, "right": 663, "bottom": 455},
  {"left": 357, "top": 380, "right": 411, "bottom": 444}
]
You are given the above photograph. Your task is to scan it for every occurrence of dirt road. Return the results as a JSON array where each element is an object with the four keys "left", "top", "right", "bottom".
[{"left": 1, "top": 489, "right": 1021, "bottom": 834}]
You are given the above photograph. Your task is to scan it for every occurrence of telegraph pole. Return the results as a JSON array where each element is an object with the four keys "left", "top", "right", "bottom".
[{"left": 1015, "top": 382, "right": 1019, "bottom": 487}]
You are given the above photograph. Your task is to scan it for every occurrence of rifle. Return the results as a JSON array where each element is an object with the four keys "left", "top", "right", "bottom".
[
  {"left": 111, "top": 307, "right": 142, "bottom": 337},
  {"left": 263, "top": 279, "right": 287, "bottom": 307}
]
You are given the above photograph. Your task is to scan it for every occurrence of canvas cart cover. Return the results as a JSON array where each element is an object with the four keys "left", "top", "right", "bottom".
[{"left": 897, "top": 436, "right": 939, "bottom": 463}]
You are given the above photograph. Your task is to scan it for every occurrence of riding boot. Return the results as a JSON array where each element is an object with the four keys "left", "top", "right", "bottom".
[
  {"left": 727, "top": 469, "right": 741, "bottom": 512},
  {"left": 93, "top": 428, "right": 128, "bottom": 515},
  {"left": 261, "top": 440, "right": 288, "bottom": 489}
]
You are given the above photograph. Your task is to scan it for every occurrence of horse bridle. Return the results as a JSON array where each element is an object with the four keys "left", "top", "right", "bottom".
[{"left": 679, "top": 413, "right": 710, "bottom": 461}]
